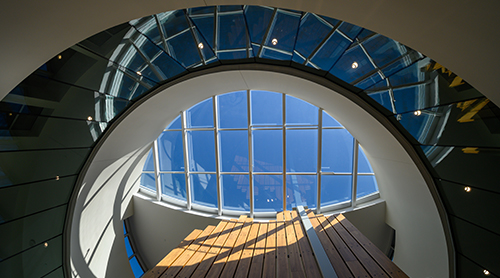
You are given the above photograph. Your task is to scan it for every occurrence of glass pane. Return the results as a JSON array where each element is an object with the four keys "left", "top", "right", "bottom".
[
  {"left": 310, "top": 31, "right": 351, "bottom": 71},
  {"left": 286, "top": 129, "right": 318, "bottom": 172},
  {"left": 367, "top": 90, "right": 393, "bottom": 112},
  {"left": 186, "top": 98, "right": 214, "bottom": 128},
  {"left": 167, "top": 30, "right": 202, "bottom": 68},
  {"left": 322, "top": 111, "right": 342, "bottom": 127},
  {"left": 321, "top": 175, "right": 352, "bottom": 206},
  {"left": 190, "top": 174, "right": 217, "bottom": 208},
  {"left": 157, "top": 131, "right": 184, "bottom": 171},
  {"left": 143, "top": 149, "right": 155, "bottom": 172},
  {"left": 218, "top": 91, "right": 247, "bottom": 128},
  {"left": 254, "top": 175, "right": 283, "bottom": 212},
  {"left": 253, "top": 130, "right": 283, "bottom": 172},
  {"left": 330, "top": 45, "right": 376, "bottom": 84},
  {"left": 166, "top": 115, "right": 182, "bottom": 130},
  {"left": 222, "top": 174, "right": 250, "bottom": 211},
  {"left": 358, "top": 147, "right": 373, "bottom": 173},
  {"left": 295, "top": 13, "right": 332, "bottom": 59},
  {"left": 362, "top": 34, "right": 405, "bottom": 68},
  {"left": 286, "top": 95, "right": 318, "bottom": 125},
  {"left": 124, "top": 237, "right": 133, "bottom": 258},
  {"left": 161, "top": 173, "right": 186, "bottom": 201},
  {"left": 187, "top": 130, "right": 216, "bottom": 172},
  {"left": 286, "top": 175, "right": 317, "bottom": 210},
  {"left": 264, "top": 11, "right": 300, "bottom": 53},
  {"left": 251, "top": 90, "right": 282, "bottom": 126},
  {"left": 130, "top": 256, "right": 144, "bottom": 277},
  {"left": 337, "top": 22, "right": 363, "bottom": 39},
  {"left": 245, "top": 6, "right": 274, "bottom": 44},
  {"left": 219, "top": 14, "right": 247, "bottom": 51},
  {"left": 0, "top": 205, "right": 66, "bottom": 259},
  {"left": 0, "top": 176, "right": 75, "bottom": 223},
  {"left": 0, "top": 235, "right": 62, "bottom": 278},
  {"left": 219, "top": 130, "right": 249, "bottom": 172},
  {"left": 140, "top": 173, "right": 155, "bottom": 191},
  {"left": 357, "top": 175, "right": 378, "bottom": 198},
  {"left": 322, "top": 129, "right": 354, "bottom": 173}
]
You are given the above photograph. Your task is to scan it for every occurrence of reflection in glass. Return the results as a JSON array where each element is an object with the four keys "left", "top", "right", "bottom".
[
  {"left": 286, "top": 129, "right": 318, "bottom": 172},
  {"left": 356, "top": 175, "right": 378, "bottom": 198},
  {"left": 188, "top": 130, "right": 216, "bottom": 172},
  {"left": 321, "top": 175, "right": 351, "bottom": 206},
  {"left": 218, "top": 91, "right": 247, "bottom": 128},
  {"left": 190, "top": 174, "right": 217, "bottom": 207},
  {"left": 322, "top": 129, "right": 354, "bottom": 173},
  {"left": 286, "top": 175, "right": 317, "bottom": 210},
  {"left": 254, "top": 175, "right": 283, "bottom": 212},
  {"left": 161, "top": 173, "right": 186, "bottom": 200},
  {"left": 253, "top": 130, "right": 283, "bottom": 172},
  {"left": 186, "top": 98, "right": 214, "bottom": 128},
  {"left": 222, "top": 174, "right": 250, "bottom": 211},
  {"left": 219, "top": 130, "right": 249, "bottom": 172},
  {"left": 158, "top": 131, "right": 184, "bottom": 171},
  {"left": 140, "top": 173, "right": 155, "bottom": 192}
]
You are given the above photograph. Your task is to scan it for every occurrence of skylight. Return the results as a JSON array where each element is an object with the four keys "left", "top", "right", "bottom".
[{"left": 140, "top": 90, "right": 378, "bottom": 216}]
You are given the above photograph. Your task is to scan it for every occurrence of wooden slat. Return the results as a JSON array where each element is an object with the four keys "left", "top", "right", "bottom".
[
  {"left": 284, "top": 211, "right": 306, "bottom": 278},
  {"left": 306, "top": 209, "right": 353, "bottom": 278},
  {"left": 316, "top": 215, "right": 370, "bottom": 278},
  {"left": 191, "top": 220, "right": 237, "bottom": 278},
  {"left": 248, "top": 222, "right": 268, "bottom": 278},
  {"left": 175, "top": 220, "right": 228, "bottom": 278},
  {"left": 205, "top": 216, "right": 247, "bottom": 278},
  {"left": 276, "top": 212, "right": 290, "bottom": 278},
  {"left": 160, "top": 225, "right": 216, "bottom": 278},
  {"left": 234, "top": 222, "right": 260, "bottom": 278},
  {"left": 334, "top": 214, "right": 409, "bottom": 278},
  {"left": 262, "top": 220, "right": 276, "bottom": 278},
  {"left": 219, "top": 218, "right": 253, "bottom": 278},
  {"left": 327, "top": 214, "right": 388, "bottom": 278},
  {"left": 143, "top": 229, "right": 203, "bottom": 278},
  {"left": 291, "top": 210, "right": 322, "bottom": 278}
]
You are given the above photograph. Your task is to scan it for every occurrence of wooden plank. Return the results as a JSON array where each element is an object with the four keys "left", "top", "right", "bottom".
[
  {"left": 276, "top": 212, "right": 290, "bottom": 278},
  {"left": 334, "top": 214, "right": 409, "bottom": 278},
  {"left": 174, "top": 220, "right": 228, "bottom": 278},
  {"left": 316, "top": 215, "right": 370, "bottom": 278},
  {"left": 291, "top": 210, "right": 322, "bottom": 278},
  {"left": 327, "top": 214, "right": 388, "bottom": 278},
  {"left": 143, "top": 229, "right": 203, "bottom": 278},
  {"left": 248, "top": 222, "right": 268, "bottom": 278},
  {"left": 219, "top": 218, "right": 253, "bottom": 278},
  {"left": 160, "top": 225, "right": 216, "bottom": 278},
  {"left": 306, "top": 209, "right": 353, "bottom": 278},
  {"left": 190, "top": 220, "right": 237, "bottom": 278},
  {"left": 205, "top": 216, "right": 247, "bottom": 278},
  {"left": 262, "top": 220, "right": 276, "bottom": 278},
  {"left": 234, "top": 222, "right": 260, "bottom": 278},
  {"left": 284, "top": 211, "right": 306, "bottom": 278}
]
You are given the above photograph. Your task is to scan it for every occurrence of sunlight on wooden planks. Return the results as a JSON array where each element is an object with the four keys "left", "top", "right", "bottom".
[{"left": 142, "top": 210, "right": 408, "bottom": 278}]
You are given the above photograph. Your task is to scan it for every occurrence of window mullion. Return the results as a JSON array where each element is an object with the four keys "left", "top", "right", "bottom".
[
  {"left": 282, "top": 93, "right": 287, "bottom": 211},
  {"left": 351, "top": 139, "right": 359, "bottom": 208},
  {"left": 181, "top": 111, "right": 192, "bottom": 210},
  {"left": 247, "top": 90, "right": 254, "bottom": 217},
  {"left": 317, "top": 108, "right": 323, "bottom": 213},
  {"left": 213, "top": 96, "right": 222, "bottom": 216},
  {"left": 152, "top": 139, "right": 162, "bottom": 201}
]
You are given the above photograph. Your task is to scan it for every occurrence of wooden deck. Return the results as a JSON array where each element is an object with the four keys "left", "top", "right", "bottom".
[{"left": 143, "top": 210, "right": 408, "bottom": 278}]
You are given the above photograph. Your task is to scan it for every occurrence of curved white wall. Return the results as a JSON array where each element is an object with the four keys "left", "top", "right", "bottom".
[{"left": 70, "top": 68, "right": 449, "bottom": 278}]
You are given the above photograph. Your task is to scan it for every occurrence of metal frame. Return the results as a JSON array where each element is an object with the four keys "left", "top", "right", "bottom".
[{"left": 141, "top": 91, "right": 379, "bottom": 217}]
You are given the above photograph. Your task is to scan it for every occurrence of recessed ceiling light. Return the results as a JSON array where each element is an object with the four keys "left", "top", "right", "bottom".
[
  {"left": 57, "top": 55, "right": 62, "bottom": 60},
  {"left": 56, "top": 176, "right": 60, "bottom": 181},
  {"left": 136, "top": 71, "right": 142, "bottom": 76},
  {"left": 484, "top": 270, "right": 490, "bottom": 275},
  {"left": 44, "top": 242, "right": 49, "bottom": 248},
  {"left": 414, "top": 110, "right": 422, "bottom": 116},
  {"left": 271, "top": 38, "right": 278, "bottom": 45},
  {"left": 198, "top": 43, "right": 204, "bottom": 49},
  {"left": 87, "top": 116, "right": 93, "bottom": 121},
  {"left": 351, "top": 61, "right": 358, "bottom": 69},
  {"left": 464, "top": 186, "right": 471, "bottom": 192}
]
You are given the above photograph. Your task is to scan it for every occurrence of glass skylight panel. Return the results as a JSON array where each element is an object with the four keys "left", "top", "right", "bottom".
[
  {"left": 322, "top": 129, "right": 354, "bottom": 173},
  {"left": 295, "top": 13, "right": 332, "bottom": 58},
  {"left": 187, "top": 130, "right": 216, "bottom": 172},
  {"left": 219, "top": 130, "right": 249, "bottom": 172},
  {"left": 322, "top": 111, "right": 343, "bottom": 127},
  {"left": 221, "top": 174, "right": 250, "bottom": 211},
  {"left": 157, "top": 131, "right": 184, "bottom": 171},
  {"left": 244, "top": 6, "right": 274, "bottom": 45},
  {"left": 143, "top": 149, "right": 154, "bottom": 171},
  {"left": 321, "top": 175, "right": 352, "bottom": 206},
  {"left": 217, "top": 91, "right": 247, "bottom": 128},
  {"left": 253, "top": 130, "right": 283, "bottom": 172},
  {"left": 253, "top": 175, "right": 283, "bottom": 212},
  {"left": 251, "top": 90, "right": 282, "bottom": 126},
  {"left": 356, "top": 175, "right": 378, "bottom": 198},
  {"left": 330, "top": 45, "right": 376, "bottom": 84},
  {"left": 160, "top": 173, "right": 186, "bottom": 200},
  {"left": 218, "top": 14, "right": 247, "bottom": 51},
  {"left": 186, "top": 98, "right": 213, "bottom": 128},
  {"left": 286, "top": 175, "right": 317, "bottom": 210},
  {"left": 358, "top": 147, "right": 374, "bottom": 173},
  {"left": 190, "top": 173, "right": 217, "bottom": 207},
  {"left": 140, "top": 90, "right": 379, "bottom": 215},
  {"left": 167, "top": 30, "right": 201, "bottom": 68},
  {"left": 286, "top": 95, "right": 318, "bottom": 125},
  {"left": 286, "top": 129, "right": 318, "bottom": 172},
  {"left": 310, "top": 31, "right": 351, "bottom": 71}
]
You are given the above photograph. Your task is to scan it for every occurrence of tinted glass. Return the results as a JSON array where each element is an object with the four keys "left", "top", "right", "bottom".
[
  {"left": 219, "top": 130, "right": 249, "bottom": 172},
  {"left": 158, "top": 131, "right": 184, "bottom": 171},
  {"left": 190, "top": 174, "right": 217, "bottom": 207},
  {"left": 222, "top": 174, "right": 250, "bottom": 211},
  {"left": 321, "top": 175, "right": 352, "bottom": 206},
  {"left": 286, "top": 129, "right": 317, "bottom": 172},
  {"left": 286, "top": 175, "right": 317, "bottom": 210},
  {"left": 254, "top": 175, "right": 283, "bottom": 212},
  {"left": 161, "top": 173, "right": 186, "bottom": 200},
  {"left": 218, "top": 91, "right": 247, "bottom": 128}
]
